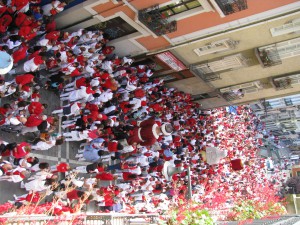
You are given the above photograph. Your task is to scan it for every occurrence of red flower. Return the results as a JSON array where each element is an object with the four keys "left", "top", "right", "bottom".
[{"left": 176, "top": 214, "right": 186, "bottom": 222}]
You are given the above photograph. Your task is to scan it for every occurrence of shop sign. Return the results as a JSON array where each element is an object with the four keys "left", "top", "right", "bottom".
[{"left": 155, "top": 51, "right": 186, "bottom": 71}]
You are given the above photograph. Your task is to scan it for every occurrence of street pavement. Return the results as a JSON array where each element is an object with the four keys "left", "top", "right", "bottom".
[{"left": 0, "top": 86, "right": 92, "bottom": 204}]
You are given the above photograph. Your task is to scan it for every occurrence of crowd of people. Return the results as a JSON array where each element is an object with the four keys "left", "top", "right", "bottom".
[{"left": 0, "top": 0, "right": 286, "bottom": 217}]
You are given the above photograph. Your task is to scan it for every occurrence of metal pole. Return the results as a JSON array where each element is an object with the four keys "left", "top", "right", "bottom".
[
  {"left": 187, "top": 166, "right": 192, "bottom": 200},
  {"left": 293, "top": 194, "right": 298, "bottom": 214}
]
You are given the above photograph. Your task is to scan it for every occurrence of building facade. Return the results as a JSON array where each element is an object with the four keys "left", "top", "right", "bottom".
[
  {"left": 251, "top": 93, "right": 300, "bottom": 144},
  {"left": 56, "top": 0, "right": 300, "bottom": 109}
]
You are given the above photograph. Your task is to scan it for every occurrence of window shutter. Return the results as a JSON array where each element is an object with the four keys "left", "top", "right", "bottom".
[
  {"left": 207, "top": 54, "right": 246, "bottom": 72},
  {"left": 194, "top": 39, "right": 237, "bottom": 56},
  {"left": 275, "top": 37, "right": 300, "bottom": 59},
  {"left": 270, "top": 19, "right": 300, "bottom": 37},
  {"left": 219, "top": 81, "right": 262, "bottom": 94}
]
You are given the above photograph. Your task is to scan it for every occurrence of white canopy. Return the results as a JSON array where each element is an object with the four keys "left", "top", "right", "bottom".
[{"left": 0, "top": 51, "right": 13, "bottom": 75}]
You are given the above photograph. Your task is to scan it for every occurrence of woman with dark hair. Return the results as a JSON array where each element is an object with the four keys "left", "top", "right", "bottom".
[{"left": 30, "top": 136, "right": 64, "bottom": 151}]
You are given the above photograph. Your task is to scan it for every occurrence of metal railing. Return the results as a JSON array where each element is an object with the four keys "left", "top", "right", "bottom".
[
  {"left": 222, "top": 92, "right": 243, "bottom": 102},
  {"left": 0, "top": 213, "right": 160, "bottom": 225},
  {"left": 215, "top": 0, "right": 248, "bottom": 15},
  {"left": 138, "top": 4, "right": 177, "bottom": 36},
  {"left": 190, "top": 64, "right": 221, "bottom": 82},
  {"left": 255, "top": 46, "right": 282, "bottom": 68},
  {"left": 273, "top": 78, "right": 292, "bottom": 90}
]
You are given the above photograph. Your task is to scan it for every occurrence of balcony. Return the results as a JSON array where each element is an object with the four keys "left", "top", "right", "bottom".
[
  {"left": 272, "top": 77, "right": 292, "bottom": 90},
  {"left": 214, "top": 0, "right": 248, "bottom": 15},
  {"left": 138, "top": 4, "right": 177, "bottom": 36},
  {"left": 255, "top": 45, "right": 282, "bottom": 68},
  {"left": 284, "top": 98, "right": 293, "bottom": 106},
  {"left": 190, "top": 64, "right": 221, "bottom": 82},
  {"left": 222, "top": 91, "right": 244, "bottom": 102}
]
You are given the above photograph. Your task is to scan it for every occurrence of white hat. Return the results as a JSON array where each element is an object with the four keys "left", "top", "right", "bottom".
[{"left": 161, "top": 123, "right": 173, "bottom": 136}]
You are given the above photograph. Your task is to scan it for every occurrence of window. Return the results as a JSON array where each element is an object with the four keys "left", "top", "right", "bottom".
[
  {"left": 87, "top": 17, "right": 137, "bottom": 40},
  {"left": 198, "top": 54, "right": 248, "bottom": 72},
  {"left": 270, "top": 18, "right": 300, "bottom": 37},
  {"left": 276, "top": 37, "right": 300, "bottom": 59},
  {"left": 194, "top": 39, "right": 239, "bottom": 56},
  {"left": 160, "top": 0, "right": 201, "bottom": 17},
  {"left": 220, "top": 81, "right": 262, "bottom": 94},
  {"left": 273, "top": 73, "right": 300, "bottom": 88}
]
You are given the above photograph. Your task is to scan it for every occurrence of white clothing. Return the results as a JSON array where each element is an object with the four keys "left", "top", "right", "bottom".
[
  {"left": 37, "top": 39, "right": 52, "bottom": 51},
  {"left": 127, "top": 155, "right": 149, "bottom": 167},
  {"left": 63, "top": 130, "right": 89, "bottom": 141},
  {"left": 5, "top": 40, "right": 22, "bottom": 49},
  {"left": 42, "top": 1, "right": 64, "bottom": 16},
  {"left": 31, "top": 140, "right": 56, "bottom": 151},
  {"left": 85, "top": 65, "right": 95, "bottom": 74},
  {"left": 24, "top": 179, "right": 49, "bottom": 192},
  {"left": 0, "top": 167, "right": 26, "bottom": 183},
  {"left": 122, "top": 57, "right": 133, "bottom": 65},
  {"left": 61, "top": 86, "right": 91, "bottom": 102},
  {"left": 126, "top": 81, "right": 137, "bottom": 92},
  {"left": 78, "top": 32, "right": 93, "bottom": 43},
  {"left": 23, "top": 58, "right": 39, "bottom": 72},
  {"left": 71, "top": 29, "right": 84, "bottom": 37},
  {"left": 1, "top": 81, "right": 16, "bottom": 97},
  {"left": 90, "top": 78, "right": 100, "bottom": 87},
  {"left": 94, "top": 90, "right": 113, "bottom": 103},
  {"left": 101, "top": 61, "right": 113, "bottom": 73},
  {"left": 74, "top": 166, "right": 88, "bottom": 174},
  {"left": 29, "top": 170, "right": 53, "bottom": 181},
  {"left": 124, "top": 166, "right": 141, "bottom": 175},
  {"left": 59, "top": 51, "right": 68, "bottom": 63},
  {"left": 85, "top": 178, "right": 97, "bottom": 189},
  {"left": 103, "top": 106, "right": 116, "bottom": 115},
  {"left": 71, "top": 178, "right": 84, "bottom": 187},
  {"left": 129, "top": 98, "right": 142, "bottom": 111}
]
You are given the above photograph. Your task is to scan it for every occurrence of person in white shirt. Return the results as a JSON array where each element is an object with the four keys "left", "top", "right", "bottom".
[
  {"left": 1, "top": 38, "right": 22, "bottom": 50},
  {"left": 92, "top": 90, "right": 113, "bottom": 104},
  {"left": 103, "top": 105, "right": 117, "bottom": 115},
  {"left": 42, "top": 1, "right": 66, "bottom": 16},
  {"left": 31, "top": 136, "right": 64, "bottom": 151},
  {"left": 60, "top": 86, "right": 98, "bottom": 103},
  {"left": 23, "top": 178, "right": 54, "bottom": 193},
  {"left": 126, "top": 155, "right": 149, "bottom": 167},
  {"left": 129, "top": 98, "right": 142, "bottom": 111},
  {"left": 0, "top": 167, "right": 28, "bottom": 183}
]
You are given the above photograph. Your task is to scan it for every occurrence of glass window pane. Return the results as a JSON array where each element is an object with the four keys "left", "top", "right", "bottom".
[
  {"left": 172, "top": 5, "right": 187, "bottom": 13},
  {"left": 186, "top": 1, "right": 201, "bottom": 9},
  {"left": 161, "top": 9, "right": 174, "bottom": 16}
]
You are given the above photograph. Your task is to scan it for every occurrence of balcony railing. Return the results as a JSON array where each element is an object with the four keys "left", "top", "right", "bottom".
[
  {"left": 255, "top": 45, "right": 282, "bottom": 68},
  {"left": 215, "top": 0, "right": 248, "bottom": 15},
  {"left": 138, "top": 4, "right": 177, "bottom": 36},
  {"left": 272, "top": 78, "right": 292, "bottom": 90},
  {"left": 0, "top": 213, "right": 160, "bottom": 225},
  {"left": 222, "top": 91, "right": 244, "bottom": 102},
  {"left": 190, "top": 64, "right": 221, "bottom": 82}
]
